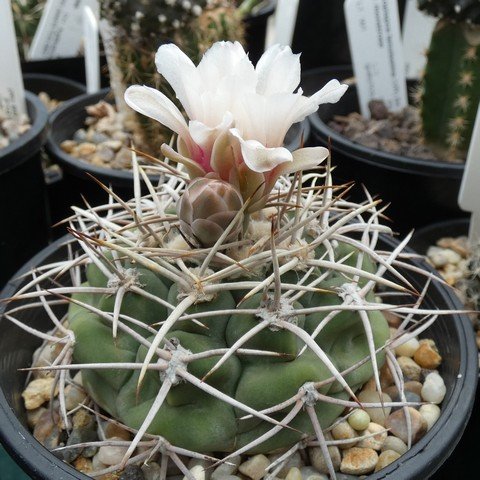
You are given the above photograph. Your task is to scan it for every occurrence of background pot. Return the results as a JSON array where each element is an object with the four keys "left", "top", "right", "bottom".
[
  {"left": 308, "top": 81, "right": 469, "bottom": 235},
  {"left": 244, "top": 0, "right": 276, "bottom": 64},
  {"left": 0, "top": 232, "right": 477, "bottom": 479},
  {"left": 409, "top": 217, "right": 478, "bottom": 479},
  {"left": 45, "top": 88, "right": 310, "bottom": 236},
  {"left": 21, "top": 56, "right": 110, "bottom": 89},
  {"left": 0, "top": 91, "right": 49, "bottom": 290}
]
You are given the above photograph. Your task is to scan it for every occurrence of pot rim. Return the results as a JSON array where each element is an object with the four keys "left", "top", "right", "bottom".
[
  {"left": 0, "top": 233, "right": 477, "bottom": 480},
  {"left": 22, "top": 73, "right": 87, "bottom": 92},
  {"left": 307, "top": 77, "right": 465, "bottom": 178},
  {"left": 0, "top": 91, "right": 48, "bottom": 175}
]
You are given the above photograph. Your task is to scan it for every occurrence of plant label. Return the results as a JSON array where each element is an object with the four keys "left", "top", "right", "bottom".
[
  {"left": 28, "top": 0, "right": 99, "bottom": 60},
  {"left": 344, "top": 0, "right": 408, "bottom": 117},
  {"left": 402, "top": 0, "right": 436, "bottom": 79},
  {"left": 265, "top": 0, "right": 300, "bottom": 48},
  {"left": 83, "top": 5, "right": 100, "bottom": 94},
  {"left": 458, "top": 102, "right": 480, "bottom": 243},
  {"left": 0, "top": 0, "right": 26, "bottom": 119}
]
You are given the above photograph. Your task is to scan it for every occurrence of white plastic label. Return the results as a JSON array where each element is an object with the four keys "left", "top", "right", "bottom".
[
  {"left": 458, "top": 103, "right": 480, "bottom": 243},
  {"left": 83, "top": 6, "right": 100, "bottom": 94},
  {"left": 0, "top": 0, "right": 26, "bottom": 119},
  {"left": 265, "top": 0, "right": 299, "bottom": 48},
  {"left": 402, "top": 0, "right": 436, "bottom": 79},
  {"left": 28, "top": 0, "right": 99, "bottom": 60},
  {"left": 344, "top": 0, "right": 408, "bottom": 117}
]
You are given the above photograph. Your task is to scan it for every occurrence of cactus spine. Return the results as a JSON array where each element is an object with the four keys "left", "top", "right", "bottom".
[{"left": 418, "top": 0, "right": 480, "bottom": 160}]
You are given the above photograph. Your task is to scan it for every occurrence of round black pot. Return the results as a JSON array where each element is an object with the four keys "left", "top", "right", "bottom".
[
  {"left": 244, "top": 0, "right": 276, "bottom": 64},
  {"left": 308, "top": 78, "right": 469, "bottom": 235},
  {"left": 409, "top": 217, "right": 478, "bottom": 479},
  {"left": 0, "top": 91, "right": 49, "bottom": 291},
  {"left": 23, "top": 73, "right": 86, "bottom": 106},
  {"left": 0, "top": 232, "right": 477, "bottom": 480},
  {"left": 22, "top": 74, "right": 87, "bottom": 235},
  {"left": 45, "top": 88, "right": 311, "bottom": 235},
  {"left": 21, "top": 56, "right": 110, "bottom": 89}
]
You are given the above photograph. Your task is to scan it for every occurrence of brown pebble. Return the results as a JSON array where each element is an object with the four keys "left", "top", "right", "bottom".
[
  {"left": 413, "top": 339, "right": 442, "bottom": 369},
  {"left": 60, "top": 139, "right": 77, "bottom": 154},
  {"left": 396, "top": 356, "right": 421, "bottom": 381},
  {"left": 340, "top": 447, "right": 379, "bottom": 475},
  {"left": 104, "top": 421, "right": 131, "bottom": 441},
  {"left": 33, "top": 410, "right": 60, "bottom": 448},
  {"left": 73, "top": 409, "right": 94, "bottom": 429},
  {"left": 383, "top": 310, "right": 402, "bottom": 328},
  {"left": 74, "top": 456, "right": 93, "bottom": 473},
  {"left": 374, "top": 450, "right": 401, "bottom": 472},
  {"left": 385, "top": 407, "right": 428, "bottom": 444},
  {"left": 22, "top": 377, "right": 57, "bottom": 410},
  {"left": 76, "top": 142, "right": 97, "bottom": 157}
]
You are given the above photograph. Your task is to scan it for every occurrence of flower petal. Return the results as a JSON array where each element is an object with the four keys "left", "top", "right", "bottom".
[
  {"left": 155, "top": 43, "right": 201, "bottom": 119},
  {"left": 124, "top": 85, "right": 190, "bottom": 140},
  {"left": 189, "top": 111, "right": 234, "bottom": 155},
  {"left": 161, "top": 143, "right": 206, "bottom": 179},
  {"left": 311, "top": 79, "right": 349, "bottom": 105},
  {"left": 231, "top": 129, "right": 293, "bottom": 173},
  {"left": 256, "top": 44, "right": 301, "bottom": 95}
]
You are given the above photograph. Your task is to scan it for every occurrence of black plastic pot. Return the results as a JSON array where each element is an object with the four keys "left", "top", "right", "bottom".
[
  {"left": 45, "top": 88, "right": 311, "bottom": 235},
  {"left": 0, "top": 232, "right": 477, "bottom": 480},
  {"left": 0, "top": 91, "right": 49, "bottom": 291},
  {"left": 308, "top": 77, "right": 469, "bottom": 235},
  {"left": 23, "top": 73, "right": 86, "bottom": 106},
  {"left": 21, "top": 56, "right": 110, "bottom": 89},
  {"left": 244, "top": 0, "right": 276, "bottom": 64},
  {"left": 409, "top": 217, "right": 478, "bottom": 479}
]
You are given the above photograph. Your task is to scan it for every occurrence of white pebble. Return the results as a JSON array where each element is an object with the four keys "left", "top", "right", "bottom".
[
  {"left": 394, "top": 337, "right": 420, "bottom": 357},
  {"left": 419, "top": 404, "right": 441, "bottom": 430},
  {"left": 421, "top": 372, "right": 446, "bottom": 404},
  {"left": 238, "top": 454, "right": 270, "bottom": 480},
  {"left": 183, "top": 465, "right": 205, "bottom": 480},
  {"left": 427, "top": 246, "right": 461, "bottom": 267},
  {"left": 97, "top": 437, "right": 129, "bottom": 465}
]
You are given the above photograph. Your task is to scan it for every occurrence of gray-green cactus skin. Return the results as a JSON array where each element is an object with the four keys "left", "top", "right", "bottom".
[
  {"left": 68, "top": 242, "right": 390, "bottom": 454},
  {"left": 418, "top": 0, "right": 480, "bottom": 159}
]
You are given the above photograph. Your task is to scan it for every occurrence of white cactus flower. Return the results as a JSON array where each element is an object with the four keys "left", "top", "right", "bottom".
[{"left": 125, "top": 41, "right": 348, "bottom": 208}]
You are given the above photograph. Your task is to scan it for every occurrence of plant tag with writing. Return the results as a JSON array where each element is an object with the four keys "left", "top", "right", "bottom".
[
  {"left": 344, "top": 0, "right": 408, "bottom": 118},
  {"left": 0, "top": 0, "right": 26, "bottom": 119},
  {"left": 402, "top": 0, "right": 436, "bottom": 79},
  {"left": 265, "top": 0, "right": 300, "bottom": 48},
  {"left": 83, "top": 5, "right": 100, "bottom": 94},
  {"left": 29, "top": 0, "right": 99, "bottom": 60},
  {"left": 458, "top": 103, "right": 480, "bottom": 243}
]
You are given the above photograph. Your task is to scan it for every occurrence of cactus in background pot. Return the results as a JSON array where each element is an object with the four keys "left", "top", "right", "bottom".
[
  {"left": 417, "top": 0, "right": 480, "bottom": 160},
  {"left": 11, "top": 0, "right": 46, "bottom": 60},
  {"left": 100, "top": 0, "right": 261, "bottom": 154},
  {"left": 3, "top": 41, "right": 457, "bottom": 478}
]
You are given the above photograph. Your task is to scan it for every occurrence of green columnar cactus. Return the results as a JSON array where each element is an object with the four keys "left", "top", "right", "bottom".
[
  {"left": 100, "top": 0, "right": 245, "bottom": 153},
  {"left": 418, "top": 0, "right": 480, "bottom": 160},
  {"left": 11, "top": 0, "right": 46, "bottom": 60}
]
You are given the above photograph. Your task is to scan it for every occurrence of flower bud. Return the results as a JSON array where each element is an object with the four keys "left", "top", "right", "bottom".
[{"left": 177, "top": 177, "right": 244, "bottom": 247}]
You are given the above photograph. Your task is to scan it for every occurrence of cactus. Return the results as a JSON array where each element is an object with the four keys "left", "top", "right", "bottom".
[
  {"left": 418, "top": 0, "right": 480, "bottom": 160},
  {"left": 11, "top": 0, "right": 46, "bottom": 60},
  {"left": 100, "top": 0, "right": 245, "bottom": 154},
  {"left": 2, "top": 40, "right": 456, "bottom": 478}
]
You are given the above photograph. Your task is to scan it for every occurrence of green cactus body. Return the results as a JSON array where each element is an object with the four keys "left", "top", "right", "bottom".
[
  {"left": 69, "top": 245, "right": 390, "bottom": 454},
  {"left": 420, "top": 20, "right": 480, "bottom": 159}
]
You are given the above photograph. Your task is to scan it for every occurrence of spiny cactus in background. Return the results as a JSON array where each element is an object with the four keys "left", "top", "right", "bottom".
[
  {"left": 100, "top": 0, "right": 251, "bottom": 154},
  {"left": 11, "top": 0, "right": 46, "bottom": 60},
  {"left": 417, "top": 0, "right": 480, "bottom": 160}
]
